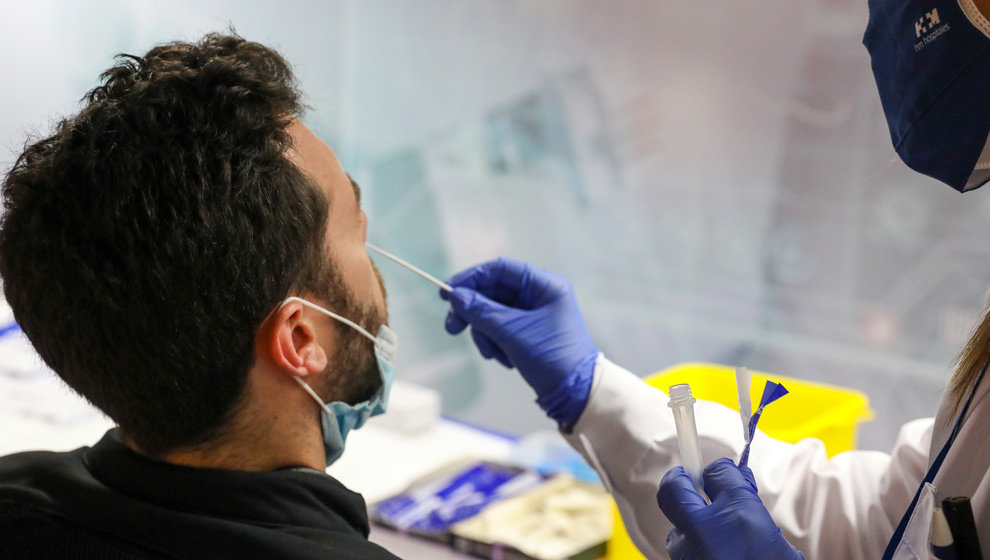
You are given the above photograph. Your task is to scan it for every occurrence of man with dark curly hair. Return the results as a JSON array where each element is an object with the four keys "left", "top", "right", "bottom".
[{"left": 0, "top": 33, "right": 399, "bottom": 559}]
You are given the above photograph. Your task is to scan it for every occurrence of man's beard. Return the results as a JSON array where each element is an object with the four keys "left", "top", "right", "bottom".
[{"left": 315, "top": 258, "right": 388, "bottom": 406}]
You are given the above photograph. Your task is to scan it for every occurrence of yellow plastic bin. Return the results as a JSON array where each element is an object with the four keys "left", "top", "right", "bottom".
[{"left": 606, "top": 362, "right": 874, "bottom": 560}]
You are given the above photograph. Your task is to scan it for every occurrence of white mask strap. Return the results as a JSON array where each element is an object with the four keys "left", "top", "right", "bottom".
[
  {"left": 281, "top": 296, "right": 377, "bottom": 344},
  {"left": 366, "top": 243, "right": 452, "bottom": 293},
  {"left": 294, "top": 376, "right": 335, "bottom": 414}
]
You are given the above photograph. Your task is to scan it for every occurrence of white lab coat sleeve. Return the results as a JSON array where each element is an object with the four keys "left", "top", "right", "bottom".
[{"left": 563, "top": 355, "right": 934, "bottom": 560}]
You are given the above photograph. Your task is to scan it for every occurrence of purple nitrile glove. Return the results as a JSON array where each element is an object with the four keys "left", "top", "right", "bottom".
[
  {"left": 657, "top": 458, "right": 804, "bottom": 560},
  {"left": 440, "top": 257, "right": 598, "bottom": 430}
]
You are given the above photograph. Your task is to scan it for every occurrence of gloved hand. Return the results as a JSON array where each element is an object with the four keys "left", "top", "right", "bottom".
[
  {"left": 656, "top": 458, "right": 804, "bottom": 560},
  {"left": 440, "top": 257, "right": 599, "bottom": 429}
]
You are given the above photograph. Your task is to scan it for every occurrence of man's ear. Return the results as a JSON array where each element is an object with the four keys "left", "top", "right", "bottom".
[{"left": 266, "top": 300, "right": 328, "bottom": 377}]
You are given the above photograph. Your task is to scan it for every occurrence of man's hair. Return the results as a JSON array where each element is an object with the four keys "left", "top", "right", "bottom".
[{"left": 0, "top": 33, "right": 332, "bottom": 457}]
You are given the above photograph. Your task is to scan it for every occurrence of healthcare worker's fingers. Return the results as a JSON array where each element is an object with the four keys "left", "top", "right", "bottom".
[
  {"left": 470, "top": 328, "right": 513, "bottom": 368},
  {"left": 659, "top": 460, "right": 804, "bottom": 560},
  {"left": 657, "top": 466, "right": 709, "bottom": 529},
  {"left": 447, "top": 257, "right": 557, "bottom": 308},
  {"left": 665, "top": 529, "right": 702, "bottom": 560},
  {"left": 701, "top": 458, "right": 759, "bottom": 503},
  {"left": 447, "top": 288, "right": 514, "bottom": 336},
  {"left": 471, "top": 327, "right": 496, "bottom": 358},
  {"left": 446, "top": 288, "right": 515, "bottom": 368},
  {"left": 444, "top": 309, "right": 468, "bottom": 335},
  {"left": 447, "top": 257, "right": 524, "bottom": 293},
  {"left": 738, "top": 464, "right": 758, "bottom": 489}
]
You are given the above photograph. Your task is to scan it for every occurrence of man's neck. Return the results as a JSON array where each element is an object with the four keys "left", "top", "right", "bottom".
[
  {"left": 160, "top": 442, "right": 291, "bottom": 472},
  {"left": 152, "top": 441, "right": 321, "bottom": 472},
  {"left": 124, "top": 418, "right": 325, "bottom": 472},
  {"left": 124, "top": 361, "right": 329, "bottom": 472}
]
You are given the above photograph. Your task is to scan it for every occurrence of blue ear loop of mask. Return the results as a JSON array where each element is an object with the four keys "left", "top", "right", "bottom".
[{"left": 280, "top": 296, "right": 397, "bottom": 467}]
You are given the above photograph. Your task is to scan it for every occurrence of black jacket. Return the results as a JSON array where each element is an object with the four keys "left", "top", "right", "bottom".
[{"left": 0, "top": 429, "right": 400, "bottom": 559}]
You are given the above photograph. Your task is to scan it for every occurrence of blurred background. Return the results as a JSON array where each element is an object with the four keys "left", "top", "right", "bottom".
[{"left": 3, "top": 0, "right": 989, "bottom": 452}]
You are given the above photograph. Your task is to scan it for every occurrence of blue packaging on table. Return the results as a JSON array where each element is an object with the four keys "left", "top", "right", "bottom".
[{"left": 373, "top": 461, "right": 546, "bottom": 540}]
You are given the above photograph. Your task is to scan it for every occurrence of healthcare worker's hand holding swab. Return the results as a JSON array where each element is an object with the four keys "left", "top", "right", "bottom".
[
  {"left": 440, "top": 257, "right": 599, "bottom": 430},
  {"left": 657, "top": 458, "right": 805, "bottom": 560}
]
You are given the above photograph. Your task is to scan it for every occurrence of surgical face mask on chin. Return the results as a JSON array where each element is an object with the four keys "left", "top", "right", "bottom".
[
  {"left": 863, "top": 0, "right": 990, "bottom": 192},
  {"left": 281, "top": 296, "right": 397, "bottom": 467}
]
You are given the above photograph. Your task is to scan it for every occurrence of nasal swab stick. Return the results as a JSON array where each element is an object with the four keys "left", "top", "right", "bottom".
[
  {"left": 736, "top": 367, "right": 753, "bottom": 443},
  {"left": 669, "top": 384, "right": 708, "bottom": 502},
  {"left": 366, "top": 243, "right": 453, "bottom": 293}
]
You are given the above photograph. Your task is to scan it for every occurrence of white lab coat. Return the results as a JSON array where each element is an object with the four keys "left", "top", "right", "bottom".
[{"left": 565, "top": 355, "right": 990, "bottom": 560}]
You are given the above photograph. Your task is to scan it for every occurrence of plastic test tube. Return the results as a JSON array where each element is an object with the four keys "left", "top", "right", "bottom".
[{"left": 669, "top": 384, "right": 708, "bottom": 501}]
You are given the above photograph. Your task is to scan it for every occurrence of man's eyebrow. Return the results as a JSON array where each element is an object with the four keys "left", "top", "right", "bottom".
[{"left": 348, "top": 174, "right": 362, "bottom": 206}]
